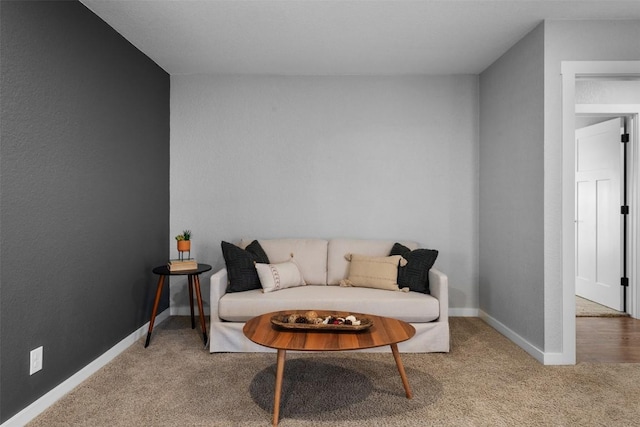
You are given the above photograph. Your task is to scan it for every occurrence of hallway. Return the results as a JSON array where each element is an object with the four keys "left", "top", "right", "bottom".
[{"left": 577, "top": 317, "right": 640, "bottom": 363}]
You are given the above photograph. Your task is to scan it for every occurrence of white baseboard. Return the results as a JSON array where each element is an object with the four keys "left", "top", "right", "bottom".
[
  {"left": 449, "top": 307, "right": 480, "bottom": 317},
  {"left": 0, "top": 309, "right": 170, "bottom": 427},
  {"left": 478, "top": 310, "right": 546, "bottom": 364},
  {"left": 542, "top": 352, "right": 572, "bottom": 365},
  {"left": 170, "top": 305, "right": 210, "bottom": 316}
]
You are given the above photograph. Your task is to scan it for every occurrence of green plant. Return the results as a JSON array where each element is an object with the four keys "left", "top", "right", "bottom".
[{"left": 175, "top": 230, "right": 192, "bottom": 241}]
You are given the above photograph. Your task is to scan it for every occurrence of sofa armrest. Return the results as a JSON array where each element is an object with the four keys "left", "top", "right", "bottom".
[
  {"left": 429, "top": 268, "right": 448, "bottom": 322},
  {"left": 209, "top": 267, "right": 228, "bottom": 321}
]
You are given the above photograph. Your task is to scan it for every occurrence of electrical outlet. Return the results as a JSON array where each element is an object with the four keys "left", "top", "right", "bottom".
[{"left": 30, "top": 346, "right": 43, "bottom": 375}]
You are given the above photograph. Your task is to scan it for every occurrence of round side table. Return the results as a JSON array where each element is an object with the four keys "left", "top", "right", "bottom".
[{"left": 145, "top": 263, "right": 212, "bottom": 347}]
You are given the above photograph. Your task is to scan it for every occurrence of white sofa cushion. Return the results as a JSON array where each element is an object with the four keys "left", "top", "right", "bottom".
[
  {"left": 218, "top": 285, "right": 440, "bottom": 323},
  {"left": 327, "top": 239, "right": 418, "bottom": 285},
  {"left": 241, "top": 238, "right": 328, "bottom": 285}
]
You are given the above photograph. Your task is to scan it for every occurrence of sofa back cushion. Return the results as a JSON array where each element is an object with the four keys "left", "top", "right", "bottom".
[
  {"left": 327, "top": 239, "right": 418, "bottom": 285},
  {"left": 241, "top": 238, "right": 328, "bottom": 285}
]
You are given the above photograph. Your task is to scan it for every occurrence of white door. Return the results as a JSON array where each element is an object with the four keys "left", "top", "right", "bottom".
[{"left": 575, "top": 118, "right": 623, "bottom": 311}]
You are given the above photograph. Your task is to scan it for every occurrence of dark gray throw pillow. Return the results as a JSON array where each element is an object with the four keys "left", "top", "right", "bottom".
[
  {"left": 221, "top": 240, "right": 270, "bottom": 293},
  {"left": 390, "top": 243, "right": 438, "bottom": 294}
]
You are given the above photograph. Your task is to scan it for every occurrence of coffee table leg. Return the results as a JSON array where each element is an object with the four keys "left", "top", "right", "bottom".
[
  {"left": 273, "top": 349, "right": 286, "bottom": 426},
  {"left": 391, "top": 343, "right": 412, "bottom": 399}
]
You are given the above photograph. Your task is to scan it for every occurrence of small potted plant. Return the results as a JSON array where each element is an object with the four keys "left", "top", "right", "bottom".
[{"left": 175, "top": 230, "right": 192, "bottom": 253}]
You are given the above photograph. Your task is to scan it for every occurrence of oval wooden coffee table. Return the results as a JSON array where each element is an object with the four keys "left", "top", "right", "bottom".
[{"left": 243, "top": 310, "right": 416, "bottom": 426}]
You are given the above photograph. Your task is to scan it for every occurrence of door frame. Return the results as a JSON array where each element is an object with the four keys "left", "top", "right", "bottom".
[{"left": 561, "top": 60, "right": 640, "bottom": 365}]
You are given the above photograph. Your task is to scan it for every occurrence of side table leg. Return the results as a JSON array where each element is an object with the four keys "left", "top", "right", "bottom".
[
  {"left": 273, "top": 349, "right": 286, "bottom": 426},
  {"left": 193, "top": 275, "right": 208, "bottom": 345},
  {"left": 188, "top": 275, "right": 195, "bottom": 329},
  {"left": 391, "top": 343, "right": 412, "bottom": 399},
  {"left": 145, "top": 275, "right": 165, "bottom": 348}
]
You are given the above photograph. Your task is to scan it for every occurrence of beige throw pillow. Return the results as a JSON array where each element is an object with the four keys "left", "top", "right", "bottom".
[
  {"left": 340, "top": 254, "right": 408, "bottom": 291},
  {"left": 255, "top": 258, "right": 306, "bottom": 293}
]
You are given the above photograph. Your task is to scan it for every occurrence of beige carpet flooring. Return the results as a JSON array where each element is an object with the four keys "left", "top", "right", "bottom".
[
  {"left": 575, "top": 295, "right": 629, "bottom": 317},
  {"left": 28, "top": 317, "right": 640, "bottom": 426}
]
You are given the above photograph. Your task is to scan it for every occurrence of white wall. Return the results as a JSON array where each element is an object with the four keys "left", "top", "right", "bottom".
[
  {"left": 576, "top": 80, "right": 640, "bottom": 104},
  {"left": 479, "top": 23, "right": 545, "bottom": 350},
  {"left": 575, "top": 79, "right": 640, "bottom": 129},
  {"left": 170, "top": 75, "right": 479, "bottom": 312}
]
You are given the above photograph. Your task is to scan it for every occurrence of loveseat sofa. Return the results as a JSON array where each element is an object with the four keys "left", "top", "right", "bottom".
[{"left": 209, "top": 238, "right": 449, "bottom": 353}]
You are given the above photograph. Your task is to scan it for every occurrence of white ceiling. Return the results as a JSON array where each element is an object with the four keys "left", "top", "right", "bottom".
[{"left": 80, "top": 0, "right": 640, "bottom": 76}]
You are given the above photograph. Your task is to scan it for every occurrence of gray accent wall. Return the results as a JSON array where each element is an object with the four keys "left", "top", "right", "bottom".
[
  {"left": 0, "top": 1, "right": 170, "bottom": 422},
  {"left": 479, "top": 24, "right": 545, "bottom": 350}
]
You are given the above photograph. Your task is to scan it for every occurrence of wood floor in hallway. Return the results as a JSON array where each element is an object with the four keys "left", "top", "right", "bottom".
[{"left": 576, "top": 317, "right": 640, "bottom": 363}]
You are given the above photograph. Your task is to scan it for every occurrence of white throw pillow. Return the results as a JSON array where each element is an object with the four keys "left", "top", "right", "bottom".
[{"left": 256, "top": 259, "right": 306, "bottom": 293}]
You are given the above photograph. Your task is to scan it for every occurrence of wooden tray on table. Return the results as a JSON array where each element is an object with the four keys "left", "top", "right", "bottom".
[{"left": 270, "top": 312, "right": 373, "bottom": 331}]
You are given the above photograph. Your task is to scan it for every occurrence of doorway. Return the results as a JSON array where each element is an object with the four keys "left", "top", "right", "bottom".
[{"left": 561, "top": 60, "right": 640, "bottom": 365}]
